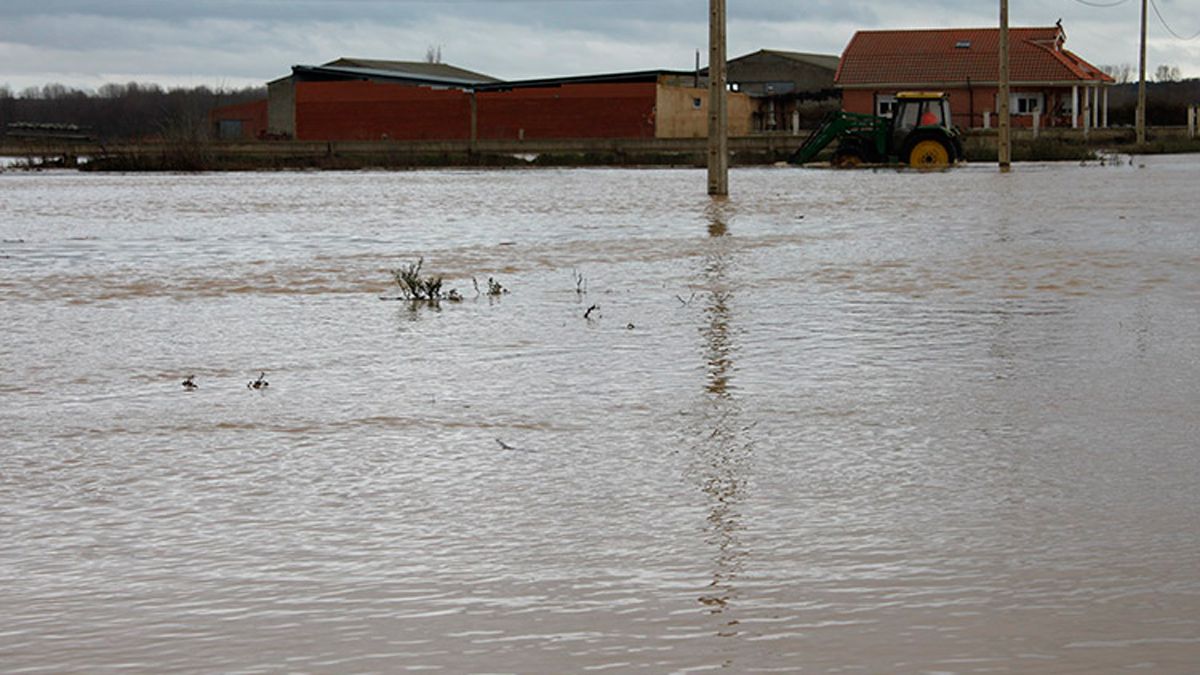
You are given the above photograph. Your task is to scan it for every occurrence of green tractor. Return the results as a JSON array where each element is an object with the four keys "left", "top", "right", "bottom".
[{"left": 789, "top": 91, "right": 965, "bottom": 168}]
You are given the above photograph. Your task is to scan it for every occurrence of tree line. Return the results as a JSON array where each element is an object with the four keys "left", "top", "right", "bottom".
[
  {"left": 1106, "top": 79, "right": 1200, "bottom": 126},
  {"left": 1100, "top": 63, "right": 1186, "bottom": 84},
  {"left": 0, "top": 82, "right": 265, "bottom": 142},
  {"left": 2, "top": 76, "right": 1197, "bottom": 142}
]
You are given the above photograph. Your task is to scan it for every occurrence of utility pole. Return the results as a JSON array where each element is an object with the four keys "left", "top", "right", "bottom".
[
  {"left": 1137, "top": 0, "right": 1148, "bottom": 144},
  {"left": 998, "top": 0, "right": 1012, "bottom": 172},
  {"left": 707, "top": 0, "right": 729, "bottom": 196}
]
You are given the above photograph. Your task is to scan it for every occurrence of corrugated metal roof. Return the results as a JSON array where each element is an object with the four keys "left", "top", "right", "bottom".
[
  {"left": 736, "top": 50, "right": 840, "bottom": 71},
  {"left": 323, "top": 58, "right": 500, "bottom": 83},
  {"left": 292, "top": 64, "right": 494, "bottom": 88},
  {"left": 836, "top": 26, "right": 1114, "bottom": 86},
  {"left": 476, "top": 70, "right": 694, "bottom": 91}
]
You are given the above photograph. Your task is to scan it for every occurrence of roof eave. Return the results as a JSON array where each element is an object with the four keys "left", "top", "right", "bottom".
[{"left": 839, "top": 80, "right": 1114, "bottom": 89}]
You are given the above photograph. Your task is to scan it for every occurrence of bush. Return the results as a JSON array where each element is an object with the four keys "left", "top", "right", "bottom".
[{"left": 391, "top": 258, "right": 444, "bottom": 302}]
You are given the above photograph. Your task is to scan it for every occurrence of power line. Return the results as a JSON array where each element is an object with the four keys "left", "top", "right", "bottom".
[
  {"left": 1149, "top": 0, "right": 1200, "bottom": 40},
  {"left": 1072, "top": 0, "right": 1130, "bottom": 7}
]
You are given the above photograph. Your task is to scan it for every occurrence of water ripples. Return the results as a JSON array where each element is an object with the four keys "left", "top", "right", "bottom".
[{"left": 3, "top": 159, "right": 1200, "bottom": 672}]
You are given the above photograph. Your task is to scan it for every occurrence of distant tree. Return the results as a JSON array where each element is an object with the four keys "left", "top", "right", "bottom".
[
  {"left": 0, "top": 86, "right": 13, "bottom": 134},
  {"left": 1101, "top": 63, "right": 1134, "bottom": 84},
  {"left": 1155, "top": 64, "right": 1182, "bottom": 82},
  {"left": 424, "top": 45, "right": 443, "bottom": 64},
  {"left": 1, "top": 81, "right": 264, "bottom": 141}
]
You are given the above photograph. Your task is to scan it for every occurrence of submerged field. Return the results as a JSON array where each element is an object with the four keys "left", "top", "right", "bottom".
[{"left": 2, "top": 160, "right": 1199, "bottom": 673}]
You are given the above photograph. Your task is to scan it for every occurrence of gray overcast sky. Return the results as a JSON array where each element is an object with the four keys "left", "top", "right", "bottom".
[{"left": 1, "top": 0, "right": 1198, "bottom": 91}]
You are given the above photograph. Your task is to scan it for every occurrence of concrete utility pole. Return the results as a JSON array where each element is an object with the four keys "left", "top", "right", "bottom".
[
  {"left": 998, "top": 0, "right": 1012, "bottom": 172},
  {"left": 707, "top": 0, "right": 729, "bottom": 196},
  {"left": 1137, "top": 0, "right": 1148, "bottom": 144}
]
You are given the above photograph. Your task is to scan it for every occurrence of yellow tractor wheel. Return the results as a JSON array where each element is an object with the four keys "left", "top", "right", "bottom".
[{"left": 908, "top": 139, "right": 951, "bottom": 168}]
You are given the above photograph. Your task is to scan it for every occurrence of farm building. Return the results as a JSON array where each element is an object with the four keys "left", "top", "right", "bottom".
[
  {"left": 476, "top": 71, "right": 753, "bottom": 140},
  {"left": 721, "top": 50, "right": 841, "bottom": 133},
  {"left": 270, "top": 59, "right": 500, "bottom": 139},
  {"left": 211, "top": 99, "right": 269, "bottom": 140},
  {"left": 836, "top": 25, "right": 1114, "bottom": 129},
  {"left": 212, "top": 59, "right": 753, "bottom": 142}
]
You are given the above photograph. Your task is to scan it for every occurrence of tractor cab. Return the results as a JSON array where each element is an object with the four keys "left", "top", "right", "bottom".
[
  {"left": 890, "top": 92, "right": 962, "bottom": 167},
  {"left": 892, "top": 92, "right": 950, "bottom": 140}
]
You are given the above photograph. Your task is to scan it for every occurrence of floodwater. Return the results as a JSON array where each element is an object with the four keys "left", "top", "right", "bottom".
[{"left": 2, "top": 159, "right": 1199, "bottom": 674}]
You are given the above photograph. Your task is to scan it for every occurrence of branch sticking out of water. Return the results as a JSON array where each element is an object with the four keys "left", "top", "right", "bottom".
[
  {"left": 391, "top": 257, "right": 444, "bottom": 302},
  {"left": 383, "top": 260, "right": 501, "bottom": 304},
  {"left": 584, "top": 304, "right": 600, "bottom": 321}
]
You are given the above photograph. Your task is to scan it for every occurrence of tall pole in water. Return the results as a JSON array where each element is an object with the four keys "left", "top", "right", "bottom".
[
  {"left": 998, "top": 0, "right": 1012, "bottom": 172},
  {"left": 1137, "top": 0, "right": 1148, "bottom": 144},
  {"left": 708, "top": 0, "right": 729, "bottom": 196}
]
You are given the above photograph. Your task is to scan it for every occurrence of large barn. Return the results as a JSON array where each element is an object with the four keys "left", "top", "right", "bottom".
[{"left": 212, "top": 58, "right": 754, "bottom": 142}]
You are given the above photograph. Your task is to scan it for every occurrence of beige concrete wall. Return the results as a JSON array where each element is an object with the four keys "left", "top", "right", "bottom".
[
  {"left": 655, "top": 83, "right": 753, "bottom": 138},
  {"left": 267, "top": 78, "right": 296, "bottom": 138}
]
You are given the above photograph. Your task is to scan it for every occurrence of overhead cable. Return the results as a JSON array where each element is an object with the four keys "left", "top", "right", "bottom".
[{"left": 1149, "top": 0, "right": 1200, "bottom": 39}]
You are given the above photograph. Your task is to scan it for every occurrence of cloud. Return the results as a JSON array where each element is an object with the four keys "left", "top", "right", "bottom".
[{"left": 0, "top": 0, "right": 1196, "bottom": 91}]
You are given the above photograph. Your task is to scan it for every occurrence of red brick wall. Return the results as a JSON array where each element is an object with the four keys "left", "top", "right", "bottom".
[
  {"left": 295, "top": 81, "right": 472, "bottom": 141},
  {"left": 288, "top": 80, "right": 659, "bottom": 141},
  {"left": 477, "top": 83, "right": 657, "bottom": 139},
  {"left": 210, "top": 99, "right": 268, "bottom": 139},
  {"left": 842, "top": 87, "right": 1075, "bottom": 128},
  {"left": 841, "top": 90, "right": 876, "bottom": 117}
]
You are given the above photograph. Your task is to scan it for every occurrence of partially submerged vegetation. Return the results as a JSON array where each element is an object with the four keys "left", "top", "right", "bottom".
[
  {"left": 962, "top": 135, "right": 1100, "bottom": 162},
  {"left": 391, "top": 258, "right": 444, "bottom": 302},
  {"left": 384, "top": 258, "right": 506, "bottom": 305}
]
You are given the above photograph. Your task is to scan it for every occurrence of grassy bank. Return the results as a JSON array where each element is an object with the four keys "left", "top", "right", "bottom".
[
  {"left": 963, "top": 129, "right": 1200, "bottom": 162},
  {"left": 6, "top": 131, "right": 1197, "bottom": 172},
  {"left": 77, "top": 150, "right": 799, "bottom": 172}
]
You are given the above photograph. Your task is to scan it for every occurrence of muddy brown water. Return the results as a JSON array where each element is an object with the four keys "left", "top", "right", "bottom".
[{"left": 2, "top": 159, "right": 1199, "bottom": 673}]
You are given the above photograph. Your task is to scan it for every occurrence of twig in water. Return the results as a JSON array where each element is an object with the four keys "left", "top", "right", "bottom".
[
  {"left": 391, "top": 257, "right": 444, "bottom": 302},
  {"left": 584, "top": 304, "right": 599, "bottom": 320},
  {"left": 573, "top": 269, "right": 588, "bottom": 296},
  {"left": 247, "top": 372, "right": 269, "bottom": 390},
  {"left": 181, "top": 375, "right": 197, "bottom": 391},
  {"left": 676, "top": 293, "right": 696, "bottom": 307}
]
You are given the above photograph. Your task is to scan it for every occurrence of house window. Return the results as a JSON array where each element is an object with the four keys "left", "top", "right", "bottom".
[
  {"left": 876, "top": 94, "right": 897, "bottom": 118},
  {"left": 1010, "top": 93, "right": 1044, "bottom": 115}
]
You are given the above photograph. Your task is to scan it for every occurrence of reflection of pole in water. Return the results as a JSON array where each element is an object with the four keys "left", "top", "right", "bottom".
[
  {"left": 702, "top": 201, "right": 733, "bottom": 399},
  {"left": 692, "top": 204, "right": 750, "bottom": 629}
]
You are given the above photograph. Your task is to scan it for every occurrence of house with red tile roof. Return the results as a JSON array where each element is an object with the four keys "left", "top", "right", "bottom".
[{"left": 836, "top": 25, "right": 1114, "bottom": 129}]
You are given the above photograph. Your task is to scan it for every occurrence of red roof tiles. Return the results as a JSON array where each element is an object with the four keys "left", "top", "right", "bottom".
[{"left": 836, "top": 27, "right": 1114, "bottom": 87}]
